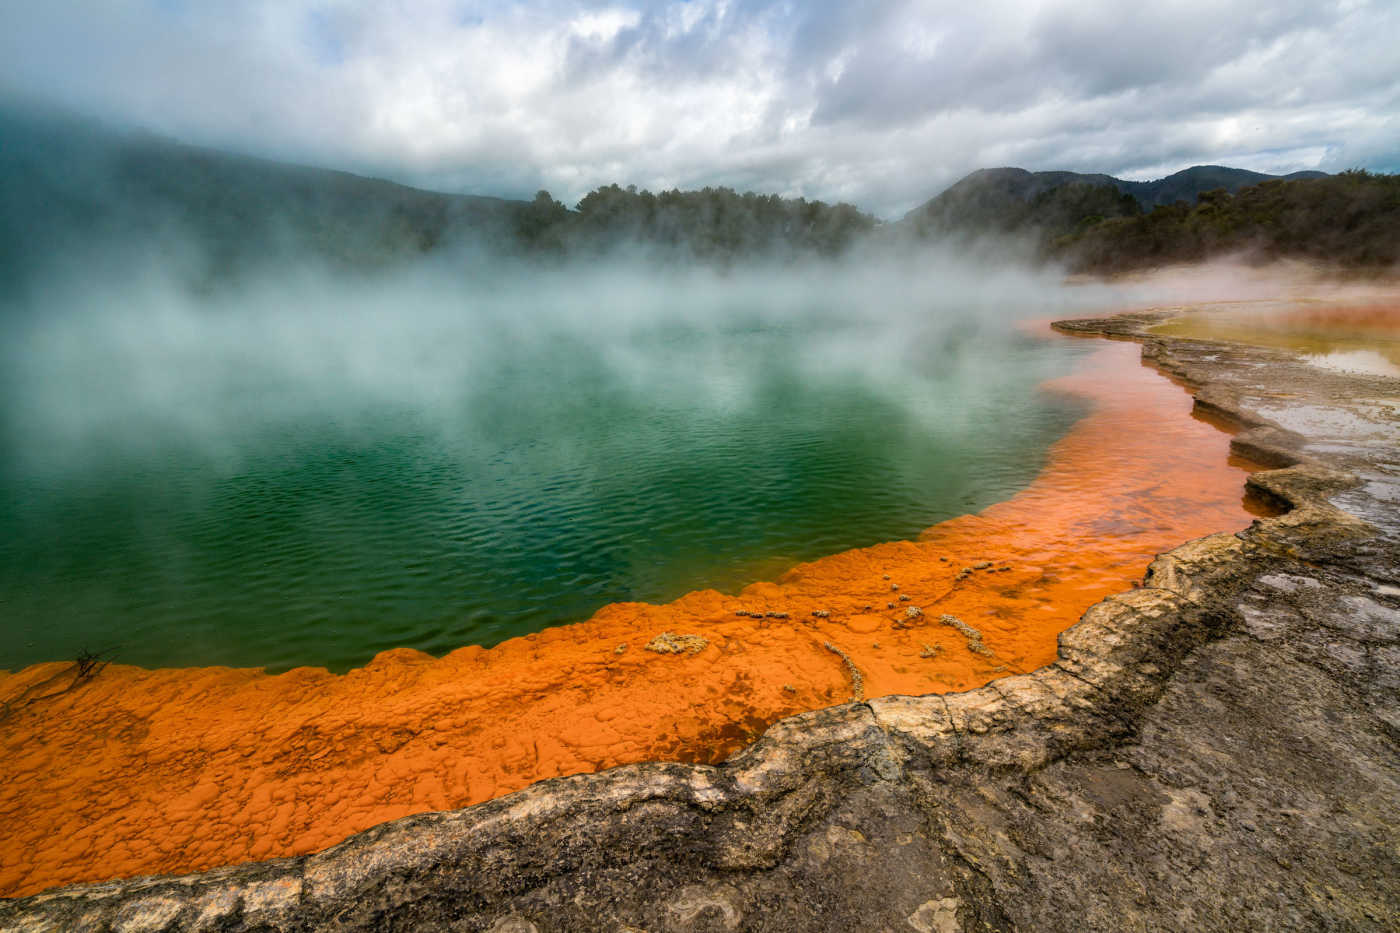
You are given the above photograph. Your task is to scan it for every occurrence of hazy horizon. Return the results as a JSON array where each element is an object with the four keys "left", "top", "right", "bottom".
[
  {"left": 3, "top": 1, "right": 1397, "bottom": 218},
  {"left": 0, "top": 95, "right": 1353, "bottom": 228}
]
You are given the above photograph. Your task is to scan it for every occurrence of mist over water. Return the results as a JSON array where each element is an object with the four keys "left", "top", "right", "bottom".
[{"left": 0, "top": 245, "right": 1101, "bottom": 673}]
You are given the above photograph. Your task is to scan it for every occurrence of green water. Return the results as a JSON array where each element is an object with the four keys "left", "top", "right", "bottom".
[{"left": 0, "top": 268, "right": 1090, "bottom": 672}]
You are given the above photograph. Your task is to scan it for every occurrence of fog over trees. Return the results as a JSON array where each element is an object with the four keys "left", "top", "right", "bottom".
[{"left": 3, "top": 104, "right": 1397, "bottom": 297}]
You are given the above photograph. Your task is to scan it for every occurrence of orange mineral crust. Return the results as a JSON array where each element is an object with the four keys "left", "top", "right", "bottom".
[{"left": 0, "top": 336, "right": 1267, "bottom": 897}]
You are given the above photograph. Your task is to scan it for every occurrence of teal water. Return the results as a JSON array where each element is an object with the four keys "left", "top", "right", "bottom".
[{"left": 0, "top": 266, "right": 1091, "bottom": 673}]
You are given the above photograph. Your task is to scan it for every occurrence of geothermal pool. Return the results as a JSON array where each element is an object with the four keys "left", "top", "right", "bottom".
[
  {"left": 0, "top": 324, "right": 1271, "bottom": 898},
  {"left": 0, "top": 266, "right": 1091, "bottom": 673}
]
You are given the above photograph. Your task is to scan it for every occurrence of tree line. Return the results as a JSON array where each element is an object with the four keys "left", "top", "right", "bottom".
[
  {"left": 1052, "top": 170, "right": 1400, "bottom": 273},
  {"left": 514, "top": 184, "right": 876, "bottom": 260}
]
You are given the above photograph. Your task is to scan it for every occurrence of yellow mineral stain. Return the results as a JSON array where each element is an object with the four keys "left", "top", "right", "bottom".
[
  {"left": 0, "top": 331, "right": 1268, "bottom": 897},
  {"left": 1151, "top": 299, "right": 1400, "bottom": 366}
]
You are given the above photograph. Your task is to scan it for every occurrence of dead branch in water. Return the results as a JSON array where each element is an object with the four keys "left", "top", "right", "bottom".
[{"left": 0, "top": 647, "right": 112, "bottom": 725}]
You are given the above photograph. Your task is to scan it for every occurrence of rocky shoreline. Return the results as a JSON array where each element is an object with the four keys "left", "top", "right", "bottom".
[{"left": 3, "top": 308, "right": 1397, "bottom": 931}]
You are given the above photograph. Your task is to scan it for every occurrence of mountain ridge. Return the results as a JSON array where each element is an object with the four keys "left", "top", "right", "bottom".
[
  {"left": 6, "top": 104, "right": 1391, "bottom": 281},
  {"left": 899, "top": 164, "right": 1330, "bottom": 239}
]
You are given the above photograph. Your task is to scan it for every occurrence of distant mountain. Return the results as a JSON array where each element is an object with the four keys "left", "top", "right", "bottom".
[
  {"left": 898, "top": 162, "right": 1398, "bottom": 272},
  {"left": 899, "top": 165, "right": 1330, "bottom": 242},
  {"left": 0, "top": 107, "right": 876, "bottom": 292},
  {"left": 2, "top": 105, "right": 1379, "bottom": 286},
  {"left": 899, "top": 168, "right": 1139, "bottom": 241},
  {"left": 1058, "top": 169, "right": 1400, "bottom": 273},
  {"left": 0, "top": 106, "right": 523, "bottom": 291},
  {"left": 1125, "top": 165, "right": 1327, "bottom": 207}
]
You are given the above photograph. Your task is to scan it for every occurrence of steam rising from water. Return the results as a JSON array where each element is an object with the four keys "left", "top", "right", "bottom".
[
  {"left": 1, "top": 236, "right": 1132, "bottom": 672},
  {"left": 6, "top": 251, "right": 1091, "bottom": 470}
]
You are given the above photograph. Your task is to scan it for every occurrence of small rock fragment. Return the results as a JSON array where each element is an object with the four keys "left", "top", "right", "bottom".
[
  {"left": 972, "top": 561, "right": 993, "bottom": 570},
  {"left": 645, "top": 632, "right": 709, "bottom": 655},
  {"left": 920, "top": 643, "right": 939, "bottom": 658},
  {"left": 939, "top": 614, "right": 994, "bottom": 657},
  {"left": 613, "top": 643, "right": 628, "bottom": 655},
  {"left": 487, "top": 917, "right": 540, "bottom": 933},
  {"left": 904, "top": 606, "right": 923, "bottom": 620}
]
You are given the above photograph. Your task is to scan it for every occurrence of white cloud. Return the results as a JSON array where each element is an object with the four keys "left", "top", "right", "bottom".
[
  {"left": 569, "top": 7, "right": 643, "bottom": 41},
  {"left": 1, "top": 0, "right": 1396, "bottom": 218}
]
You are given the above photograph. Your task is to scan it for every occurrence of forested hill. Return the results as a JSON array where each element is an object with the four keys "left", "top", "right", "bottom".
[
  {"left": 1125, "top": 165, "right": 1329, "bottom": 207},
  {"left": 894, "top": 162, "right": 1398, "bottom": 273},
  {"left": 899, "top": 165, "right": 1329, "bottom": 242},
  {"left": 1055, "top": 169, "right": 1400, "bottom": 273},
  {"left": 0, "top": 108, "right": 520, "bottom": 289},
  {"left": 4, "top": 106, "right": 1390, "bottom": 285},
  {"left": 0, "top": 108, "right": 874, "bottom": 292}
]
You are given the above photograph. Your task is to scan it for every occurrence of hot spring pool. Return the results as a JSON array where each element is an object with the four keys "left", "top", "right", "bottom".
[{"left": 0, "top": 262, "right": 1093, "bottom": 672}]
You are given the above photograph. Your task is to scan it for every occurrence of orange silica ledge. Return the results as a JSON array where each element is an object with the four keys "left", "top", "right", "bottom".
[{"left": 0, "top": 334, "right": 1264, "bottom": 897}]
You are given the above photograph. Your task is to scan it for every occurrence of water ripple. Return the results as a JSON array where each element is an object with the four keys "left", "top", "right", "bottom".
[{"left": 0, "top": 323, "right": 1090, "bottom": 672}]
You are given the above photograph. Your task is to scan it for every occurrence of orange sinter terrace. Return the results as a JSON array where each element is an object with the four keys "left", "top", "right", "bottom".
[{"left": 0, "top": 330, "right": 1274, "bottom": 897}]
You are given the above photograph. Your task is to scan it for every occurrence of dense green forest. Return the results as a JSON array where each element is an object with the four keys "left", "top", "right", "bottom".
[
  {"left": 898, "top": 163, "right": 1397, "bottom": 273},
  {"left": 1054, "top": 170, "right": 1400, "bottom": 272},
  {"left": 898, "top": 164, "right": 1332, "bottom": 245},
  {"left": 517, "top": 184, "right": 874, "bottom": 258}
]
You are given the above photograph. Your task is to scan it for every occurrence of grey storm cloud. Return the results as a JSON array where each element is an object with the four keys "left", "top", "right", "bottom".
[{"left": 1, "top": 0, "right": 1396, "bottom": 217}]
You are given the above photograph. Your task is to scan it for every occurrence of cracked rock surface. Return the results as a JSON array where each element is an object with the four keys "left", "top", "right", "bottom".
[{"left": 3, "top": 310, "right": 1397, "bottom": 932}]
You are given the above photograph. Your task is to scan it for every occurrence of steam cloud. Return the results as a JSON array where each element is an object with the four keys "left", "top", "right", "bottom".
[
  {"left": 5, "top": 114, "right": 1361, "bottom": 672},
  {"left": 3, "top": 245, "right": 1117, "bottom": 481}
]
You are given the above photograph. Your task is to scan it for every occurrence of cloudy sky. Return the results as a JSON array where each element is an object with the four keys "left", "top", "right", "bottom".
[{"left": 3, "top": 0, "right": 1397, "bottom": 217}]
